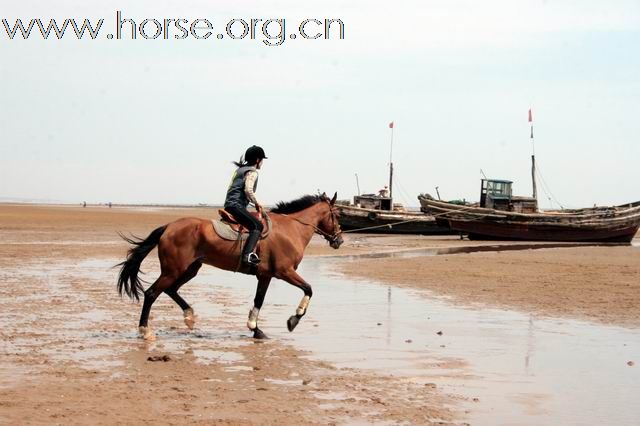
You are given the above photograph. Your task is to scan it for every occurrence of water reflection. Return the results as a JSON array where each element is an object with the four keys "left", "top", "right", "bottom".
[
  {"left": 6, "top": 252, "right": 637, "bottom": 426},
  {"left": 193, "top": 258, "right": 640, "bottom": 425}
]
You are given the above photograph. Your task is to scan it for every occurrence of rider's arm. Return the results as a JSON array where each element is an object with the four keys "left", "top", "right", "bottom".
[{"left": 244, "top": 170, "right": 260, "bottom": 207}]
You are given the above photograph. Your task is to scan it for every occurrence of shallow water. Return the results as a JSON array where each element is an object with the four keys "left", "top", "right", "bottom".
[
  {"left": 3, "top": 251, "right": 638, "bottom": 425},
  {"left": 189, "top": 257, "right": 640, "bottom": 425}
]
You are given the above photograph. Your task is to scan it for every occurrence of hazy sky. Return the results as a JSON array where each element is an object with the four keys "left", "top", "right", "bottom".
[{"left": 1, "top": 0, "right": 639, "bottom": 208}]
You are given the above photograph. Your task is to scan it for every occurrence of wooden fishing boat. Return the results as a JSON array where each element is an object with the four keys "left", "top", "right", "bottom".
[
  {"left": 417, "top": 112, "right": 640, "bottom": 242},
  {"left": 337, "top": 195, "right": 451, "bottom": 235},
  {"left": 337, "top": 121, "right": 451, "bottom": 235},
  {"left": 418, "top": 185, "right": 640, "bottom": 242}
]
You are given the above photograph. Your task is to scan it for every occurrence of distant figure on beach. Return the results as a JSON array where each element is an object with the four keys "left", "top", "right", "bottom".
[
  {"left": 224, "top": 145, "right": 268, "bottom": 268},
  {"left": 108, "top": 202, "right": 112, "bottom": 208},
  {"left": 378, "top": 185, "right": 390, "bottom": 197},
  {"left": 82, "top": 201, "right": 86, "bottom": 208}
]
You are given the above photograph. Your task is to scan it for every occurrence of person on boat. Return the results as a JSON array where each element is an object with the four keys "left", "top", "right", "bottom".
[
  {"left": 224, "top": 145, "right": 267, "bottom": 267},
  {"left": 378, "top": 185, "right": 390, "bottom": 197}
]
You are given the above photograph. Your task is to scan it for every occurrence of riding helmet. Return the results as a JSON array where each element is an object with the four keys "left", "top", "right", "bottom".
[{"left": 244, "top": 145, "right": 268, "bottom": 164}]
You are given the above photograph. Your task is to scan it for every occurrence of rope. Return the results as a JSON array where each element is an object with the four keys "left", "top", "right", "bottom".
[
  {"left": 341, "top": 217, "right": 430, "bottom": 233},
  {"left": 535, "top": 162, "right": 564, "bottom": 209},
  {"left": 426, "top": 208, "right": 494, "bottom": 224}
]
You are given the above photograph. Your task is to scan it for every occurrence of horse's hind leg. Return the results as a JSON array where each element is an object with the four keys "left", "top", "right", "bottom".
[
  {"left": 138, "top": 273, "right": 178, "bottom": 340},
  {"left": 165, "top": 261, "right": 202, "bottom": 330},
  {"left": 247, "top": 276, "right": 271, "bottom": 339}
]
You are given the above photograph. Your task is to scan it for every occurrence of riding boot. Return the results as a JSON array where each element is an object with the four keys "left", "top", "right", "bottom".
[{"left": 242, "top": 230, "right": 261, "bottom": 266}]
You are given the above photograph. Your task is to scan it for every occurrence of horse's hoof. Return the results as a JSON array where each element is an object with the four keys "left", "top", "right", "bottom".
[
  {"left": 139, "top": 326, "right": 156, "bottom": 341},
  {"left": 253, "top": 328, "right": 268, "bottom": 340},
  {"left": 184, "top": 317, "right": 195, "bottom": 330},
  {"left": 287, "top": 315, "right": 300, "bottom": 332},
  {"left": 183, "top": 309, "right": 195, "bottom": 330}
]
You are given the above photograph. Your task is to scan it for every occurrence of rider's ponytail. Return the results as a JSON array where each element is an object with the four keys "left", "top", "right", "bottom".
[{"left": 232, "top": 154, "right": 247, "bottom": 168}]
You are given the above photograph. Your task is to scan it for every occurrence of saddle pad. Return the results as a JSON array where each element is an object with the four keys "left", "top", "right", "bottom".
[{"left": 212, "top": 214, "right": 272, "bottom": 241}]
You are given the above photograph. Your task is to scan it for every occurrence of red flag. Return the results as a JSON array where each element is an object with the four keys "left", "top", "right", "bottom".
[
  {"left": 528, "top": 109, "right": 533, "bottom": 123},
  {"left": 389, "top": 121, "right": 394, "bottom": 129}
]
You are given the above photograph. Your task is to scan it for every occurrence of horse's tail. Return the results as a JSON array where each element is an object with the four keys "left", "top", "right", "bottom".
[{"left": 117, "top": 225, "right": 168, "bottom": 301}]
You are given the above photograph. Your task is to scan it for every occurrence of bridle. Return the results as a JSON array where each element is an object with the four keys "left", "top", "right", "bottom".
[{"left": 323, "top": 203, "right": 343, "bottom": 245}]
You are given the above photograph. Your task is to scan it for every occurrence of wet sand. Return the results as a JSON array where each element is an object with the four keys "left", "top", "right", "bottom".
[
  {"left": 1, "top": 204, "right": 638, "bottom": 424},
  {"left": 0, "top": 205, "right": 457, "bottom": 425},
  {"left": 341, "top": 240, "right": 640, "bottom": 328}
]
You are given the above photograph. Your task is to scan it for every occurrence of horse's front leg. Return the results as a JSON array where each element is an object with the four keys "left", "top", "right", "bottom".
[
  {"left": 280, "top": 269, "right": 313, "bottom": 332},
  {"left": 248, "top": 276, "right": 271, "bottom": 339}
]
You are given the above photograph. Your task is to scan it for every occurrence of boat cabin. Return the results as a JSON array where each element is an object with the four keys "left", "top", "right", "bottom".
[
  {"left": 353, "top": 194, "right": 393, "bottom": 211},
  {"left": 480, "top": 179, "right": 537, "bottom": 213}
]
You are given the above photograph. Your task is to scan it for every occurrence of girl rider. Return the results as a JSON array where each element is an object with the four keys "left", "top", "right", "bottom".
[{"left": 224, "top": 145, "right": 267, "bottom": 267}]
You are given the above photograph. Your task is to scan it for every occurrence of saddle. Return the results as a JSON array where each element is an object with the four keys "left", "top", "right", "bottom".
[{"left": 212, "top": 209, "right": 271, "bottom": 241}]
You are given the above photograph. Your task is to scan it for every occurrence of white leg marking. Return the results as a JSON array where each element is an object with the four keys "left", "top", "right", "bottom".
[
  {"left": 183, "top": 308, "right": 195, "bottom": 330},
  {"left": 247, "top": 307, "right": 260, "bottom": 330},
  {"left": 296, "top": 295, "right": 310, "bottom": 316}
]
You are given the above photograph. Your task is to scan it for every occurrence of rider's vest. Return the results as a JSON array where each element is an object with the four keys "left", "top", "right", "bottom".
[{"left": 224, "top": 166, "right": 258, "bottom": 209}]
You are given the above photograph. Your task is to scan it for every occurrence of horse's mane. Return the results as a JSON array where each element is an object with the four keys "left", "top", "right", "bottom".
[{"left": 270, "top": 194, "right": 325, "bottom": 214}]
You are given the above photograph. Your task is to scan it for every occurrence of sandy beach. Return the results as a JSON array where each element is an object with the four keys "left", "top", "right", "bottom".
[
  {"left": 1, "top": 204, "right": 638, "bottom": 424},
  {"left": 5, "top": 1, "right": 640, "bottom": 423}
]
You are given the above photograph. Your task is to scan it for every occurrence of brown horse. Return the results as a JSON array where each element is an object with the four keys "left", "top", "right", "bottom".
[{"left": 117, "top": 193, "right": 343, "bottom": 340}]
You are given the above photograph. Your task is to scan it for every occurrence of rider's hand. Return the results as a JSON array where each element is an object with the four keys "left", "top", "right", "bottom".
[{"left": 255, "top": 202, "right": 263, "bottom": 216}]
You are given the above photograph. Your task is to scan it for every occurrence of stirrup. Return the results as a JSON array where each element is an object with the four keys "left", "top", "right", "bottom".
[{"left": 243, "top": 253, "right": 261, "bottom": 266}]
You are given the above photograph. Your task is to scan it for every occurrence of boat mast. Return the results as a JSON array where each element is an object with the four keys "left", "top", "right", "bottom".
[
  {"left": 389, "top": 121, "right": 394, "bottom": 200},
  {"left": 531, "top": 155, "right": 537, "bottom": 200},
  {"left": 529, "top": 109, "right": 538, "bottom": 206}
]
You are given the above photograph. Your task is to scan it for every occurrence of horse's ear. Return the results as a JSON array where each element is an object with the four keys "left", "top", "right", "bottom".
[
  {"left": 330, "top": 192, "right": 337, "bottom": 205},
  {"left": 321, "top": 191, "right": 327, "bottom": 199}
]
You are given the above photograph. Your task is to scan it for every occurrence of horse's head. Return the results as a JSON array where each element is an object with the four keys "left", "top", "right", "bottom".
[{"left": 319, "top": 192, "right": 343, "bottom": 249}]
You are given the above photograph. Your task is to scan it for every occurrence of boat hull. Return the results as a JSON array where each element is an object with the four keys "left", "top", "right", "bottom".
[
  {"left": 440, "top": 218, "right": 639, "bottom": 242},
  {"left": 337, "top": 205, "right": 452, "bottom": 235},
  {"left": 421, "top": 196, "right": 640, "bottom": 243}
]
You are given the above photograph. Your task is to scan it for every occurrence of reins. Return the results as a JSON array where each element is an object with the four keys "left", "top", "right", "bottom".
[
  {"left": 275, "top": 203, "right": 342, "bottom": 243},
  {"left": 289, "top": 215, "right": 340, "bottom": 240}
]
